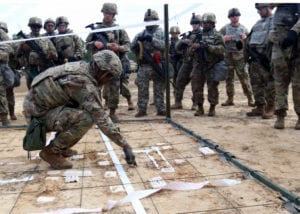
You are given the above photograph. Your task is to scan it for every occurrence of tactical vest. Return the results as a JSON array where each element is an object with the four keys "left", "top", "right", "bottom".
[
  {"left": 95, "top": 22, "right": 120, "bottom": 43},
  {"left": 225, "top": 24, "right": 247, "bottom": 52},
  {"left": 249, "top": 16, "right": 273, "bottom": 52},
  {"left": 31, "top": 62, "right": 96, "bottom": 109},
  {"left": 0, "top": 30, "right": 11, "bottom": 63},
  {"left": 56, "top": 34, "right": 75, "bottom": 58},
  {"left": 273, "top": 4, "right": 299, "bottom": 27}
]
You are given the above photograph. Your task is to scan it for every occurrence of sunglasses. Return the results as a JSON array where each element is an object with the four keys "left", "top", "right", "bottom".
[
  {"left": 229, "top": 14, "right": 240, "bottom": 18},
  {"left": 30, "top": 25, "right": 42, "bottom": 29}
]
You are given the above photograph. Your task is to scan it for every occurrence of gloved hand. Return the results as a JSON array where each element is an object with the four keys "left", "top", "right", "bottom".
[
  {"left": 235, "top": 40, "right": 244, "bottom": 50},
  {"left": 281, "top": 30, "right": 298, "bottom": 49},
  {"left": 143, "top": 35, "right": 153, "bottom": 42},
  {"left": 123, "top": 144, "right": 137, "bottom": 166},
  {"left": 137, "top": 35, "right": 145, "bottom": 42}
]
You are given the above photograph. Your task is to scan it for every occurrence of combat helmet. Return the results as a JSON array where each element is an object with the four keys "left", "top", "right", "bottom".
[
  {"left": 255, "top": 3, "right": 271, "bottom": 9},
  {"left": 44, "top": 18, "right": 55, "bottom": 29},
  {"left": 93, "top": 50, "right": 122, "bottom": 78},
  {"left": 144, "top": 9, "right": 159, "bottom": 21},
  {"left": 28, "top": 17, "right": 42, "bottom": 27},
  {"left": 170, "top": 26, "right": 181, "bottom": 34},
  {"left": 0, "top": 21, "right": 8, "bottom": 33},
  {"left": 101, "top": 3, "right": 118, "bottom": 14},
  {"left": 190, "top": 13, "right": 202, "bottom": 25},
  {"left": 56, "top": 16, "right": 69, "bottom": 27},
  {"left": 228, "top": 8, "right": 241, "bottom": 18},
  {"left": 202, "top": 12, "right": 217, "bottom": 23}
]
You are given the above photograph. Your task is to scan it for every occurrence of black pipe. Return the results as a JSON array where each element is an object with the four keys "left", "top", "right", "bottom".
[{"left": 164, "top": 4, "right": 171, "bottom": 119}]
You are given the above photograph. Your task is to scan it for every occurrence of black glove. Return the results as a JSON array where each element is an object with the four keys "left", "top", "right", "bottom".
[
  {"left": 137, "top": 35, "right": 145, "bottom": 42},
  {"left": 235, "top": 40, "right": 243, "bottom": 50},
  {"left": 143, "top": 35, "right": 153, "bottom": 42},
  {"left": 123, "top": 145, "right": 137, "bottom": 166},
  {"left": 281, "top": 30, "right": 298, "bottom": 50}
]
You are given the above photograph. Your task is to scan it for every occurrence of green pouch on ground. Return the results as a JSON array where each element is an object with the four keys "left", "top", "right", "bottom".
[{"left": 23, "top": 117, "right": 46, "bottom": 151}]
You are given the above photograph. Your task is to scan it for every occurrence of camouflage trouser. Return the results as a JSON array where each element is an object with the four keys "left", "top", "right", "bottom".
[
  {"left": 174, "top": 61, "right": 193, "bottom": 102},
  {"left": 224, "top": 53, "right": 253, "bottom": 98},
  {"left": 40, "top": 106, "right": 93, "bottom": 152},
  {"left": 191, "top": 63, "right": 219, "bottom": 105},
  {"left": 120, "top": 78, "right": 131, "bottom": 100},
  {"left": 0, "top": 67, "right": 8, "bottom": 115},
  {"left": 135, "top": 64, "right": 165, "bottom": 112},
  {"left": 171, "top": 59, "right": 183, "bottom": 86},
  {"left": 272, "top": 42, "right": 300, "bottom": 115},
  {"left": 103, "top": 78, "right": 120, "bottom": 109},
  {"left": 6, "top": 87, "right": 15, "bottom": 113},
  {"left": 249, "top": 61, "right": 275, "bottom": 106}
]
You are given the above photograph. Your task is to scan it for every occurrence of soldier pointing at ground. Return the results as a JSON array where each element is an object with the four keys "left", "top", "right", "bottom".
[{"left": 23, "top": 50, "right": 136, "bottom": 169}]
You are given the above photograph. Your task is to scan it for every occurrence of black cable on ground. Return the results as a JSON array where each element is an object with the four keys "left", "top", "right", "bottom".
[{"left": 167, "top": 118, "right": 300, "bottom": 207}]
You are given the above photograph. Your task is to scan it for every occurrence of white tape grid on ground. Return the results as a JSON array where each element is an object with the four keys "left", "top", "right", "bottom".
[
  {"left": 98, "top": 130, "right": 147, "bottom": 214},
  {"left": 0, "top": 3, "right": 201, "bottom": 45}
]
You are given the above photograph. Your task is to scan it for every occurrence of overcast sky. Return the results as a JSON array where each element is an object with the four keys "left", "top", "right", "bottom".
[{"left": 0, "top": 0, "right": 294, "bottom": 41}]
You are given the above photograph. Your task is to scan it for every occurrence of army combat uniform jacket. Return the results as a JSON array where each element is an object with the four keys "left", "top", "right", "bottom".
[{"left": 23, "top": 61, "right": 127, "bottom": 147}]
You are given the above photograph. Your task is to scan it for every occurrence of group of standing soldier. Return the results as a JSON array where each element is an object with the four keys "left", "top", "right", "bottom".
[
  {"left": 0, "top": 2, "right": 299, "bottom": 169},
  {"left": 169, "top": 3, "right": 300, "bottom": 130}
]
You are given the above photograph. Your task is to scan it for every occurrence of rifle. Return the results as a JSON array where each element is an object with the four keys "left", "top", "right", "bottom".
[
  {"left": 85, "top": 23, "right": 109, "bottom": 49},
  {"left": 138, "top": 42, "right": 176, "bottom": 88},
  {"left": 17, "top": 31, "right": 47, "bottom": 60},
  {"left": 247, "top": 47, "right": 271, "bottom": 72},
  {"left": 194, "top": 32, "right": 206, "bottom": 63}
]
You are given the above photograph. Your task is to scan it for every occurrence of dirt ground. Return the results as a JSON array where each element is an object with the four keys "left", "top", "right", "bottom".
[{"left": 0, "top": 74, "right": 299, "bottom": 214}]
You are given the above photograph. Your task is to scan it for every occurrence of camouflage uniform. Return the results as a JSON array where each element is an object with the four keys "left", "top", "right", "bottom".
[
  {"left": 41, "top": 18, "right": 57, "bottom": 46},
  {"left": 55, "top": 16, "right": 83, "bottom": 65},
  {"left": 269, "top": 4, "right": 300, "bottom": 129},
  {"left": 220, "top": 8, "right": 254, "bottom": 106},
  {"left": 171, "top": 15, "right": 201, "bottom": 110},
  {"left": 86, "top": 3, "right": 133, "bottom": 119},
  {"left": 0, "top": 24, "right": 13, "bottom": 125},
  {"left": 246, "top": 4, "right": 275, "bottom": 119},
  {"left": 23, "top": 50, "right": 136, "bottom": 169},
  {"left": 7, "top": 39, "right": 22, "bottom": 121},
  {"left": 169, "top": 26, "right": 183, "bottom": 85},
  {"left": 190, "top": 13, "right": 225, "bottom": 116},
  {"left": 131, "top": 9, "right": 165, "bottom": 116},
  {"left": 17, "top": 17, "right": 58, "bottom": 89}
]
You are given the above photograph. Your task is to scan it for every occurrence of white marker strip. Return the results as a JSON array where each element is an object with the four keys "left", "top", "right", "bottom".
[
  {"left": 0, "top": 3, "right": 201, "bottom": 45},
  {"left": 99, "top": 131, "right": 146, "bottom": 214}
]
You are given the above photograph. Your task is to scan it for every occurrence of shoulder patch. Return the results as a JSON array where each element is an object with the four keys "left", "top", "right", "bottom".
[{"left": 64, "top": 61, "right": 82, "bottom": 72}]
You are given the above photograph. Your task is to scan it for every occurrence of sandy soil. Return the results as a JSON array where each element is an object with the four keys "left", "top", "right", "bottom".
[{"left": 1, "top": 74, "right": 299, "bottom": 213}]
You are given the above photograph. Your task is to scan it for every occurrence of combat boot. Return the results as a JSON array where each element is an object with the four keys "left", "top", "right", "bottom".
[
  {"left": 109, "top": 108, "right": 119, "bottom": 121},
  {"left": 194, "top": 105, "right": 204, "bottom": 116},
  {"left": 127, "top": 97, "right": 135, "bottom": 111},
  {"left": 0, "top": 114, "right": 10, "bottom": 126},
  {"left": 157, "top": 110, "right": 166, "bottom": 116},
  {"left": 221, "top": 97, "right": 234, "bottom": 106},
  {"left": 274, "top": 116, "right": 285, "bottom": 129},
  {"left": 171, "top": 101, "right": 183, "bottom": 109},
  {"left": 246, "top": 105, "right": 265, "bottom": 117},
  {"left": 262, "top": 104, "right": 274, "bottom": 119},
  {"left": 135, "top": 111, "right": 147, "bottom": 117},
  {"left": 295, "top": 114, "right": 300, "bottom": 130},
  {"left": 39, "top": 144, "right": 73, "bottom": 169},
  {"left": 208, "top": 105, "right": 216, "bottom": 117},
  {"left": 247, "top": 95, "right": 255, "bottom": 107},
  {"left": 9, "top": 105, "right": 17, "bottom": 120},
  {"left": 191, "top": 102, "right": 197, "bottom": 110},
  {"left": 61, "top": 148, "right": 78, "bottom": 157}
]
